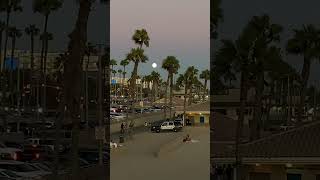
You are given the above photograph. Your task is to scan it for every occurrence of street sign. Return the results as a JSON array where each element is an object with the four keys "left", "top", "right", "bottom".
[
  {"left": 95, "top": 126, "right": 105, "bottom": 140},
  {"left": 111, "top": 79, "right": 116, "bottom": 84}
]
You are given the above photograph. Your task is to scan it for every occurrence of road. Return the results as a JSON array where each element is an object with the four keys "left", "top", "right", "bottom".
[{"left": 110, "top": 127, "right": 210, "bottom": 180}]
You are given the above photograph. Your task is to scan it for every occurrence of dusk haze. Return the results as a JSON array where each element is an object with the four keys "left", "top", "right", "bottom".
[{"left": 111, "top": 0, "right": 210, "bottom": 77}]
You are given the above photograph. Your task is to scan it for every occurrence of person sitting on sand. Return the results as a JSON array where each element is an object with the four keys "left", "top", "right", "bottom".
[{"left": 183, "top": 134, "right": 191, "bottom": 142}]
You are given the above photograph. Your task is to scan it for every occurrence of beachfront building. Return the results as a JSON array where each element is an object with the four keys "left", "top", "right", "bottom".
[
  {"left": 211, "top": 121, "right": 320, "bottom": 180},
  {"left": 176, "top": 101, "right": 210, "bottom": 126},
  {"left": 213, "top": 88, "right": 255, "bottom": 125}
]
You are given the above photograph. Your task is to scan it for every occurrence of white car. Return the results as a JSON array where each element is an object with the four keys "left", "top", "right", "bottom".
[
  {"left": 0, "top": 161, "right": 50, "bottom": 179},
  {"left": 0, "top": 142, "right": 22, "bottom": 161},
  {"left": 110, "top": 113, "right": 126, "bottom": 121}
]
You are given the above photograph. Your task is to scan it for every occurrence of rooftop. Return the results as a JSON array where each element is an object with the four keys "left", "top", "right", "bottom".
[{"left": 212, "top": 120, "right": 320, "bottom": 162}]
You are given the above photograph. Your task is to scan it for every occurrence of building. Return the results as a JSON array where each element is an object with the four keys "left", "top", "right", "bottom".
[
  {"left": 213, "top": 88, "right": 255, "bottom": 125},
  {"left": 176, "top": 101, "right": 210, "bottom": 126},
  {"left": 212, "top": 121, "right": 320, "bottom": 180}
]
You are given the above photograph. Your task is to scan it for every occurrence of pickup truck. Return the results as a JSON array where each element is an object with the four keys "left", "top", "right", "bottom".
[{"left": 151, "top": 121, "right": 183, "bottom": 133}]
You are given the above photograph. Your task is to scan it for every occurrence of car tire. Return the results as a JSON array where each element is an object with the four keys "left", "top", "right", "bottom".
[{"left": 156, "top": 129, "right": 160, "bottom": 133}]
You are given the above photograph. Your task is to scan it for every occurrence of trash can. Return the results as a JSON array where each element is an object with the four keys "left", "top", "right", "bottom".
[{"left": 119, "top": 135, "right": 124, "bottom": 143}]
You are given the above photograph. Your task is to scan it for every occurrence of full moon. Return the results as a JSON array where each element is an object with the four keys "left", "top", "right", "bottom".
[{"left": 152, "top": 63, "right": 157, "bottom": 68}]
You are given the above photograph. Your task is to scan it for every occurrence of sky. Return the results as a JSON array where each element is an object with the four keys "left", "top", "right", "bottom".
[
  {"left": 215, "top": 0, "right": 320, "bottom": 85},
  {"left": 5, "top": 1, "right": 108, "bottom": 52},
  {"left": 110, "top": 0, "right": 210, "bottom": 78}
]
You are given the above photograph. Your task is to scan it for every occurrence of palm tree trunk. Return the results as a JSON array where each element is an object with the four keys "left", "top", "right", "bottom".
[
  {"left": 203, "top": 79, "right": 207, "bottom": 101},
  {"left": 40, "top": 14, "right": 49, "bottom": 71},
  {"left": 235, "top": 70, "right": 248, "bottom": 180},
  {"left": 251, "top": 71, "right": 263, "bottom": 141},
  {"left": 169, "top": 73, "right": 174, "bottom": 119},
  {"left": 153, "top": 81, "right": 157, "bottom": 102},
  {"left": 64, "top": 1, "right": 91, "bottom": 179},
  {"left": 297, "top": 58, "right": 311, "bottom": 123},
  {"left": 2, "top": 11, "right": 10, "bottom": 72},
  {"left": 0, "top": 30, "right": 3, "bottom": 72},
  {"left": 122, "top": 66, "right": 126, "bottom": 96},
  {"left": 85, "top": 56, "right": 90, "bottom": 129},
  {"left": 43, "top": 35, "right": 49, "bottom": 114},
  {"left": 266, "top": 81, "right": 275, "bottom": 124},
  {"left": 164, "top": 75, "right": 169, "bottom": 119},
  {"left": 10, "top": 37, "right": 15, "bottom": 107},
  {"left": 53, "top": 97, "right": 64, "bottom": 179},
  {"left": 183, "top": 82, "right": 188, "bottom": 125},
  {"left": 30, "top": 34, "right": 35, "bottom": 106},
  {"left": 129, "top": 61, "right": 139, "bottom": 98}
]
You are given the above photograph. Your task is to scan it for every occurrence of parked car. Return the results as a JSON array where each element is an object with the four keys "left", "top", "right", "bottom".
[
  {"left": 110, "top": 113, "right": 126, "bottom": 121},
  {"left": 151, "top": 121, "right": 183, "bottom": 133},
  {"left": 79, "top": 149, "right": 109, "bottom": 164},
  {"left": 25, "top": 138, "right": 65, "bottom": 152},
  {"left": 0, "top": 142, "right": 22, "bottom": 161},
  {"left": 0, "top": 160, "right": 49, "bottom": 179},
  {"left": 21, "top": 145, "right": 52, "bottom": 162},
  {"left": 0, "top": 168, "right": 24, "bottom": 180},
  {"left": 3, "top": 142, "right": 24, "bottom": 151}
]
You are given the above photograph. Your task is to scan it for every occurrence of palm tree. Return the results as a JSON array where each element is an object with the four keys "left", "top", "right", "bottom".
[
  {"left": 62, "top": 0, "right": 108, "bottom": 179},
  {"left": 127, "top": 48, "right": 148, "bottom": 98},
  {"left": 0, "top": 0, "right": 22, "bottom": 73},
  {"left": 129, "top": 29, "right": 150, "bottom": 97},
  {"left": 176, "top": 66, "right": 199, "bottom": 122},
  {"left": 33, "top": 0, "right": 62, "bottom": 71},
  {"left": 110, "top": 59, "right": 117, "bottom": 97},
  {"left": 162, "top": 56, "right": 180, "bottom": 119},
  {"left": 0, "top": 21, "right": 6, "bottom": 72},
  {"left": 286, "top": 24, "right": 320, "bottom": 123},
  {"left": 150, "top": 71, "right": 160, "bottom": 102},
  {"left": 110, "top": 59, "right": 117, "bottom": 77},
  {"left": 120, "top": 59, "right": 129, "bottom": 95},
  {"left": 200, "top": 69, "right": 210, "bottom": 101},
  {"left": 83, "top": 43, "right": 97, "bottom": 129},
  {"left": 25, "top": 24, "right": 40, "bottom": 105},
  {"left": 8, "top": 27, "right": 22, "bottom": 106},
  {"left": 211, "top": 0, "right": 223, "bottom": 39},
  {"left": 39, "top": 32, "right": 53, "bottom": 114},
  {"left": 187, "top": 67, "right": 199, "bottom": 105},
  {"left": 132, "top": 28, "right": 150, "bottom": 49},
  {"left": 117, "top": 69, "right": 122, "bottom": 96}
]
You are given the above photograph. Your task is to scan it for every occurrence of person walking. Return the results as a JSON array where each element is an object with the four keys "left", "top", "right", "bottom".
[
  {"left": 120, "top": 122, "right": 124, "bottom": 134},
  {"left": 144, "top": 121, "right": 148, "bottom": 131}
]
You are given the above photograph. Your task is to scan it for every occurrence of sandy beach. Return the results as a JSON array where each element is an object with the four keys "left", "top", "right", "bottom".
[{"left": 110, "top": 127, "right": 210, "bottom": 180}]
